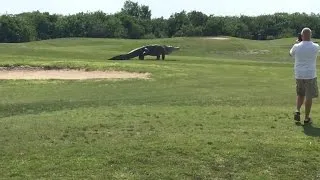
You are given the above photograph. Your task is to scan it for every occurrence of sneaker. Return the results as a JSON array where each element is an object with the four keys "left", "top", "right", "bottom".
[
  {"left": 304, "top": 118, "right": 312, "bottom": 125},
  {"left": 294, "top": 112, "right": 300, "bottom": 121}
]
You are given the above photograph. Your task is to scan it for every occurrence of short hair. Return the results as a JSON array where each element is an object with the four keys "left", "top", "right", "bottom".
[{"left": 301, "top": 27, "right": 312, "bottom": 35}]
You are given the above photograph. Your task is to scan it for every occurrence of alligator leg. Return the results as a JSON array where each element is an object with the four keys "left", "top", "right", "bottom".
[
  {"left": 139, "top": 54, "right": 145, "bottom": 60},
  {"left": 162, "top": 53, "right": 165, "bottom": 60}
]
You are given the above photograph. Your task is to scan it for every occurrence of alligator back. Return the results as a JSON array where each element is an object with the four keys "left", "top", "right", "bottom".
[
  {"left": 109, "top": 46, "right": 147, "bottom": 60},
  {"left": 126, "top": 47, "right": 148, "bottom": 59},
  {"left": 144, "top": 45, "right": 165, "bottom": 56}
]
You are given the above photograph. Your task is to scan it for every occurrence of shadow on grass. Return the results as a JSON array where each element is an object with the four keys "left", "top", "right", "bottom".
[
  {"left": 140, "top": 59, "right": 180, "bottom": 62},
  {"left": 296, "top": 122, "right": 320, "bottom": 137},
  {"left": 107, "top": 59, "right": 179, "bottom": 62},
  {"left": 0, "top": 100, "right": 117, "bottom": 118},
  {"left": 0, "top": 98, "right": 243, "bottom": 118}
]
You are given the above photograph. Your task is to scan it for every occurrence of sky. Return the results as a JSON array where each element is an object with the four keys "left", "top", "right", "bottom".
[{"left": 1, "top": 0, "right": 320, "bottom": 18}]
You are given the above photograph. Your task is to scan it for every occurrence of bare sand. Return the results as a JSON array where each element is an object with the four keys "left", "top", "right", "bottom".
[
  {"left": 0, "top": 67, "right": 150, "bottom": 80},
  {"left": 204, "top": 37, "right": 230, "bottom": 40}
]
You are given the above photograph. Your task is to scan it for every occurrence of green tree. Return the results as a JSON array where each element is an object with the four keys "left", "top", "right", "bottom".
[
  {"left": 151, "top": 17, "right": 168, "bottom": 38},
  {"left": 187, "top": 11, "right": 208, "bottom": 27},
  {"left": 0, "top": 15, "right": 36, "bottom": 42},
  {"left": 17, "top": 11, "right": 58, "bottom": 40},
  {"left": 121, "top": 0, "right": 151, "bottom": 20},
  {"left": 2, "top": 4, "right": 320, "bottom": 43},
  {"left": 168, "top": 11, "right": 190, "bottom": 37},
  {"left": 203, "top": 16, "right": 223, "bottom": 36}
]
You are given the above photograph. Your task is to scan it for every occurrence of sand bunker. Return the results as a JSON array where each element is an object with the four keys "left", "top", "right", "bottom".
[
  {"left": 0, "top": 67, "right": 150, "bottom": 80},
  {"left": 204, "top": 37, "right": 230, "bottom": 40}
]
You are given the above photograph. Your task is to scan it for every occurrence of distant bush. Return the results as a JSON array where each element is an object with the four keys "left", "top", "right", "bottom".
[
  {"left": 266, "top": 36, "right": 275, "bottom": 40},
  {"left": 141, "top": 33, "right": 156, "bottom": 39}
]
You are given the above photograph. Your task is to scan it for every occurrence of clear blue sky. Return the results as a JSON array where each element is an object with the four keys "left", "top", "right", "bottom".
[{"left": 1, "top": 0, "right": 320, "bottom": 18}]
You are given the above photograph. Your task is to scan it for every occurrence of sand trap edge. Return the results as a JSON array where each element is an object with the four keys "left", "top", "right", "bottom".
[{"left": 0, "top": 66, "right": 151, "bottom": 80}]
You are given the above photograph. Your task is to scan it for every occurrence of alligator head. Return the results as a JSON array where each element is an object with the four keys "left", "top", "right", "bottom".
[{"left": 164, "top": 45, "right": 180, "bottom": 54}]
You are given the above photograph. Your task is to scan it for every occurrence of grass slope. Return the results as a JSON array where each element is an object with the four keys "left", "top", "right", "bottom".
[{"left": 1, "top": 37, "right": 320, "bottom": 179}]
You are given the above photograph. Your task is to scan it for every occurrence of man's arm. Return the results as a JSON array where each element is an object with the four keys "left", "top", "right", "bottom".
[{"left": 289, "top": 45, "right": 296, "bottom": 57}]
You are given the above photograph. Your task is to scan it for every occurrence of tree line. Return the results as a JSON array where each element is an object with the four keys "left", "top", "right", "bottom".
[{"left": 1, "top": 0, "right": 320, "bottom": 43}]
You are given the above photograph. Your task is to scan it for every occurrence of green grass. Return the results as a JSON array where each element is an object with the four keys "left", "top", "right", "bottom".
[{"left": 1, "top": 36, "right": 320, "bottom": 179}]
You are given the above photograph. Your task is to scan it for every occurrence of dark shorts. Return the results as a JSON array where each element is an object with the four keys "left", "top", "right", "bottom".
[{"left": 296, "top": 78, "right": 319, "bottom": 99}]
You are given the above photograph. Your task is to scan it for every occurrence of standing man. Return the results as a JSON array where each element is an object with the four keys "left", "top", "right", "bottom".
[{"left": 290, "top": 27, "right": 320, "bottom": 124}]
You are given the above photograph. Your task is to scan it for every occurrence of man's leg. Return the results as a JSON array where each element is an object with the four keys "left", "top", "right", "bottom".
[
  {"left": 295, "top": 95, "right": 304, "bottom": 121},
  {"left": 294, "top": 79, "right": 305, "bottom": 121},
  {"left": 297, "top": 95, "right": 305, "bottom": 112},
  {"left": 305, "top": 98, "right": 312, "bottom": 120},
  {"left": 303, "top": 78, "right": 319, "bottom": 124}
]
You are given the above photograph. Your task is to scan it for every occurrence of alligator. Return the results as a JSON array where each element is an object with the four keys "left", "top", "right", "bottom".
[{"left": 109, "top": 45, "right": 180, "bottom": 60}]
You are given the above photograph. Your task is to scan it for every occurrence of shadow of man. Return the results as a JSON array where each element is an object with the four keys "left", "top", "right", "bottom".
[{"left": 296, "top": 122, "right": 320, "bottom": 137}]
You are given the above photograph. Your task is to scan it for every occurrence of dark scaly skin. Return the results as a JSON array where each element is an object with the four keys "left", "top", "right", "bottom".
[{"left": 109, "top": 45, "right": 179, "bottom": 60}]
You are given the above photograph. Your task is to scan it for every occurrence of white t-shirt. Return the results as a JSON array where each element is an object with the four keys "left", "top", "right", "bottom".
[{"left": 290, "top": 41, "right": 320, "bottom": 79}]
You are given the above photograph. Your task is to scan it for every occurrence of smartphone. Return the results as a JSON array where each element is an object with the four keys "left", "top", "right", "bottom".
[{"left": 297, "top": 34, "right": 302, "bottom": 42}]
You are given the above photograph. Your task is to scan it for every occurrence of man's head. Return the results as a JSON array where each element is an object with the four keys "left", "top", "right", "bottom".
[{"left": 301, "top": 27, "right": 312, "bottom": 41}]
